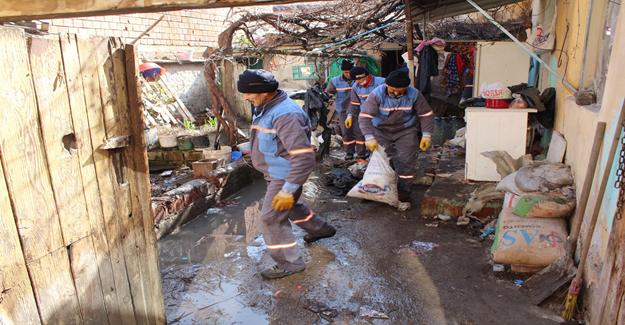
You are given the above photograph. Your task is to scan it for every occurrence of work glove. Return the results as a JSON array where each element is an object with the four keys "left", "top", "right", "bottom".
[
  {"left": 272, "top": 190, "right": 295, "bottom": 212},
  {"left": 420, "top": 136, "right": 431, "bottom": 152},
  {"left": 345, "top": 115, "right": 353, "bottom": 129},
  {"left": 365, "top": 138, "right": 378, "bottom": 152}
]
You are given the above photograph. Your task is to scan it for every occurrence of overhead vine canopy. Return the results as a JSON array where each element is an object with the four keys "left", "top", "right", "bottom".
[
  {"left": 218, "top": 0, "right": 405, "bottom": 54},
  {"left": 215, "top": 0, "right": 531, "bottom": 55}
]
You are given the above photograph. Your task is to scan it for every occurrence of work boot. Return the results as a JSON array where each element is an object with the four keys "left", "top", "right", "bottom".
[
  {"left": 345, "top": 153, "right": 354, "bottom": 160},
  {"left": 260, "top": 264, "right": 305, "bottom": 279},
  {"left": 304, "top": 223, "right": 336, "bottom": 243},
  {"left": 398, "top": 180, "right": 413, "bottom": 203}
]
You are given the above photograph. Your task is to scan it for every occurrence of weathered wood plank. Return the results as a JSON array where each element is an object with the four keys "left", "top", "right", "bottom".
[
  {"left": 0, "top": 152, "right": 41, "bottom": 325},
  {"left": 29, "top": 34, "right": 91, "bottom": 246},
  {"left": 27, "top": 248, "right": 82, "bottom": 324},
  {"left": 78, "top": 36, "right": 137, "bottom": 325},
  {"left": 60, "top": 33, "right": 121, "bottom": 325},
  {"left": 594, "top": 213, "right": 625, "bottom": 325},
  {"left": 67, "top": 237, "right": 109, "bottom": 324},
  {"left": 0, "top": 27, "right": 63, "bottom": 262},
  {"left": 104, "top": 38, "right": 150, "bottom": 325},
  {"left": 0, "top": 0, "right": 319, "bottom": 22},
  {"left": 125, "top": 43, "right": 167, "bottom": 325}
]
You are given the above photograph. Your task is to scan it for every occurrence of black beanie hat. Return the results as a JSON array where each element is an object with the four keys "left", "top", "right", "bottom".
[
  {"left": 341, "top": 59, "right": 354, "bottom": 71},
  {"left": 349, "top": 66, "right": 369, "bottom": 80},
  {"left": 385, "top": 69, "right": 411, "bottom": 88},
  {"left": 237, "top": 69, "right": 279, "bottom": 93}
]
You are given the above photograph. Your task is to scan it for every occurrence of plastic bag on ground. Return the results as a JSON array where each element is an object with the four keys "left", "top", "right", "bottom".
[
  {"left": 491, "top": 208, "right": 567, "bottom": 267},
  {"left": 347, "top": 147, "right": 399, "bottom": 207}
]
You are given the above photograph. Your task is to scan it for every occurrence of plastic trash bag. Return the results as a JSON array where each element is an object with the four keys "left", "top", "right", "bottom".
[{"left": 347, "top": 147, "right": 400, "bottom": 207}]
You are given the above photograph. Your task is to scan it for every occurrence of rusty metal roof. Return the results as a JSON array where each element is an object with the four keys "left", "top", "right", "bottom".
[{"left": 410, "top": 0, "right": 522, "bottom": 21}]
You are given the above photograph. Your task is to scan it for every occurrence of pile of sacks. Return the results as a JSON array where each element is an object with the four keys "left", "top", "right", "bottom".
[{"left": 486, "top": 153, "right": 575, "bottom": 272}]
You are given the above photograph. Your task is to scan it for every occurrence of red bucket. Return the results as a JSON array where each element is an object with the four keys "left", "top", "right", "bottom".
[{"left": 485, "top": 98, "right": 512, "bottom": 109}]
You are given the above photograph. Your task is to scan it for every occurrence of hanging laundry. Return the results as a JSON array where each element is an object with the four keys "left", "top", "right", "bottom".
[
  {"left": 446, "top": 54, "right": 461, "bottom": 95},
  {"left": 416, "top": 45, "right": 439, "bottom": 102}
]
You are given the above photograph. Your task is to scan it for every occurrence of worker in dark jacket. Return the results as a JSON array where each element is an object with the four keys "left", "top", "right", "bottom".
[
  {"left": 358, "top": 69, "right": 434, "bottom": 203},
  {"left": 325, "top": 59, "right": 356, "bottom": 159},
  {"left": 345, "top": 66, "right": 385, "bottom": 159},
  {"left": 238, "top": 69, "right": 336, "bottom": 279}
]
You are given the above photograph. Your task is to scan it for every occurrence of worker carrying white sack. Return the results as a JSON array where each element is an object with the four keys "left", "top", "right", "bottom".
[
  {"left": 358, "top": 69, "right": 434, "bottom": 203},
  {"left": 239, "top": 69, "right": 336, "bottom": 279}
]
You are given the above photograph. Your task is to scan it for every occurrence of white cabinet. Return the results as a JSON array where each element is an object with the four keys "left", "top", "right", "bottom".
[{"left": 465, "top": 107, "right": 537, "bottom": 181}]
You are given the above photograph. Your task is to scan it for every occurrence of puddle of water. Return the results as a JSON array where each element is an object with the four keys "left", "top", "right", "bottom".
[{"left": 164, "top": 265, "right": 269, "bottom": 325}]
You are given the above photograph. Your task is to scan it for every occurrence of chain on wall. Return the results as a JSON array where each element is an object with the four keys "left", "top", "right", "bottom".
[{"left": 614, "top": 120, "right": 625, "bottom": 220}]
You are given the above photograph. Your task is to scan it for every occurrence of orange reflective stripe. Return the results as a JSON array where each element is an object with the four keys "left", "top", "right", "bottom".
[
  {"left": 267, "top": 241, "right": 297, "bottom": 249},
  {"left": 355, "top": 141, "right": 365, "bottom": 144},
  {"left": 292, "top": 212, "right": 314, "bottom": 224},
  {"left": 251, "top": 125, "right": 277, "bottom": 134},
  {"left": 343, "top": 140, "right": 356, "bottom": 145},
  {"left": 350, "top": 101, "right": 360, "bottom": 105},
  {"left": 399, "top": 175, "right": 415, "bottom": 179},
  {"left": 419, "top": 111, "right": 434, "bottom": 117},
  {"left": 381, "top": 106, "right": 412, "bottom": 111},
  {"left": 289, "top": 147, "right": 314, "bottom": 155},
  {"left": 360, "top": 113, "right": 374, "bottom": 118},
  {"left": 336, "top": 87, "right": 352, "bottom": 91},
  {"left": 358, "top": 94, "right": 369, "bottom": 98}
]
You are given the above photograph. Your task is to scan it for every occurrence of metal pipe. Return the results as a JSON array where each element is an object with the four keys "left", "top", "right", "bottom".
[
  {"left": 318, "top": 21, "right": 401, "bottom": 52},
  {"left": 465, "top": 0, "right": 578, "bottom": 94}
]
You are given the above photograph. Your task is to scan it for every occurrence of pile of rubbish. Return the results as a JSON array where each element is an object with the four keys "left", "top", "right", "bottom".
[{"left": 485, "top": 151, "right": 576, "bottom": 273}]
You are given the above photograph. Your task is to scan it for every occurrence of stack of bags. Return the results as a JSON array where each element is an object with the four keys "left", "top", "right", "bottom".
[{"left": 491, "top": 162, "right": 576, "bottom": 273}]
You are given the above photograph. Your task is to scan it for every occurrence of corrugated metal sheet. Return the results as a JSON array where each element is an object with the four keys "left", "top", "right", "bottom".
[{"left": 410, "top": 0, "right": 522, "bottom": 21}]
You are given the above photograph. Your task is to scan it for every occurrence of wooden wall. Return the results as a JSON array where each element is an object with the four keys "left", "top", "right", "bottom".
[{"left": 0, "top": 27, "right": 165, "bottom": 324}]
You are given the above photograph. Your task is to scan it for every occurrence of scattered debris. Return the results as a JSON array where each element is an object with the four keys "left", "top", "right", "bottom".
[
  {"left": 347, "top": 160, "right": 368, "bottom": 179},
  {"left": 493, "top": 264, "right": 505, "bottom": 272},
  {"left": 513, "top": 279, "right": 525, "bottom": 286},
  {"left": 396, "top": 241, "right": 439, "bottom": 256},
  {"left": 435, "top": 214, "right": 452, "bottom": 221},
  {"left": 359, "top": 307, "right": 390, "bottom": 320},
  {"left": 462, "top": 183, "right": 504, "bottom": 217},
  {"left": 323, "top": 168, "right": 357, "bottom": 192},
  {"left": 160, "top": 170, "right": 174, "bottom": 177},
  {"left": 397, "top": 202, "right": 411, "bottom": 211},
  {"left": 480, "top": 226, "right": 495, "bottom": 241},
  {"left": 223, "top": 252, "right": 240, "bottom": 259},
  {"left": 303, "top": 301, "right": 339, "bottom": 321},
  {"left": 456, "top": 216, "right": 470, "bottom": 226},
  {"left": 425, "top": 222, "right": 439, "bottom": 228}
]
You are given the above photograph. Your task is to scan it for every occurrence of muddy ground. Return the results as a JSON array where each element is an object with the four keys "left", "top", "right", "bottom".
[{"left": 158, "top": 171, "right": 562, "bottom": 325}]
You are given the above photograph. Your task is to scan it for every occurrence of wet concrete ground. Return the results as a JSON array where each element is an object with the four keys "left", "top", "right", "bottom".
[{"left": 158, "top": 173, "right": 562, "bottom": 325}]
